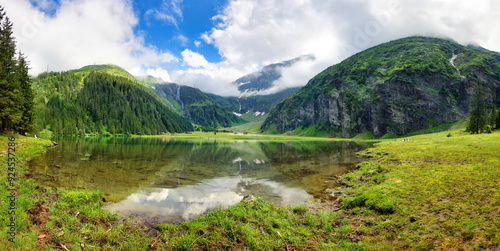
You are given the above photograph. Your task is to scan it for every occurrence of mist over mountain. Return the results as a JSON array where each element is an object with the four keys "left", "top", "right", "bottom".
[{"left": 233, "top": 55, "right": 315, "bottom": 94}]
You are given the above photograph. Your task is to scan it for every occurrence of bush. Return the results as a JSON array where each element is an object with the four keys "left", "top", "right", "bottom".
[{"left": 486, "top": 125, "right": 492, "bottom": 134}]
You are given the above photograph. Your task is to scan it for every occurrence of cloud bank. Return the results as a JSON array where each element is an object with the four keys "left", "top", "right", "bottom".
[{"left": 4, "top": 0, "right": 500, "bottom": 96}]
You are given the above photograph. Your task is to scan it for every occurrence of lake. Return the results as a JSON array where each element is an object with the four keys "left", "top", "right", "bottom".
[{"left": 29, "top": 137, "right": 371, "bottom": 225}]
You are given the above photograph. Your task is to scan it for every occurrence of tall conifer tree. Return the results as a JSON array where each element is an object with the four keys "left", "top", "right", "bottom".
[
  {"left": 466, "top": 84, "right": 487, "bottom": 134},
  {"left": 0, "top": 5, "right": 34, "bottom": 133},
  {"left": 17, "top": 53, "right": 34, "bottom": 134}
]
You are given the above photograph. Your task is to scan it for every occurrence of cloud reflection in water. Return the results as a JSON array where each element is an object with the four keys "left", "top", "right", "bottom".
[{"left": 106, "top": 176, "right": 312, "bottom": 224}]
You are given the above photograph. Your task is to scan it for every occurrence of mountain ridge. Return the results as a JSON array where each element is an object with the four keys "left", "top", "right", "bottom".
[{"left": 262, "top": 36, "right": 500, "bottom": 137}]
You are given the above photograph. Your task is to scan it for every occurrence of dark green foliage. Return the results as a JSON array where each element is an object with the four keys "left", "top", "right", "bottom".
[
  {"left": 0, "top": 6, "right": 34, "bottom": 134},
  {"left": 33, "top": 71, "right": 193, "bottom": 135},
  {"left": 466, "top": 84, "right": 487, "bottom": 134},
  {"left": 497, "top": 108, "right": 500, "bottom": 129},
  {"left": 16, "top": 54, "right": 34, "bottom": 134},
  {"left": 488, "top": 105, "right": 498, "bottom": 129}
]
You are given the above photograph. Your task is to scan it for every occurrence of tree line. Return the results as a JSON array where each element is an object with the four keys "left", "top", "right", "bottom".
[
  {"left": 466, "top": 84, "right": 500, "bottom": 134},
  {"left": 0, "top": 6, "right": 34, "bottom": 134}
]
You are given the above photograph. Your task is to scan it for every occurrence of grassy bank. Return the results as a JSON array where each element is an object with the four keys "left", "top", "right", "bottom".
[
  {"left": 2, "top": 131, "right": 499, "bottom": 250},
  {"left": 339, "top": 130, "right": 500, "bottom": 249},
  {"left": 0, "top": 134, "right": 152, "bottom": 250}
]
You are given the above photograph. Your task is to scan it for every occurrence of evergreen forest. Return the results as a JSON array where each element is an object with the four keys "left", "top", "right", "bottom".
[{"left": 33, "top": 71, "right": 193, "bottom": 135}]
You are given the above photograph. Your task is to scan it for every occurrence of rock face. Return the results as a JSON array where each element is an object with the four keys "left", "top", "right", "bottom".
[{"left": 262, "top": 37, "right": 500, "bottom": 137}]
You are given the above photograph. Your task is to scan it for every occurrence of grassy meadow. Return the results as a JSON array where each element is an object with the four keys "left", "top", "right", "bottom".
[{"left": 0, "top": 130, "right": 499, "bottom": 250}]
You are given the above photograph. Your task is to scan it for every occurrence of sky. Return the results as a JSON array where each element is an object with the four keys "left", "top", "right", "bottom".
[{"left": 3, "top": 0, "right": 500, "bottom": 96}]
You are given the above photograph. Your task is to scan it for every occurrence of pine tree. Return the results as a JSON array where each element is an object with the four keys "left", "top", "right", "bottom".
[
  {"left": 496, "top": 107, "right": 500, "bottom": 130},
  {"left": 17, "top": 53, "right": 34, "bottom": 134},
  {"left": 488, "top": 105, "right": 498, "bottom": 129},
  {"left": 0, "top": 6, "right": 19, "bottom": 131},
  {"left": 0, "top": 6, "right": 35, "bottom": 134},
  {"left": 466, "top": 84, "right": 487, "bottom": 134}
]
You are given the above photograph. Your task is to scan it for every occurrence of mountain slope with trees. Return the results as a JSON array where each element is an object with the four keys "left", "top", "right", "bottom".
[
  {"left": 262, "top": 36, "right": 500, "bottom": 137},
  {"left": 33, "top": 71, "right": 193, "bottom": 135}
]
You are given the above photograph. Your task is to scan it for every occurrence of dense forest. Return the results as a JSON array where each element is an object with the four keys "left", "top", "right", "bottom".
[
  {"left": 33, "top": 71, "right": 193, "bottom": 135},
  {"left": 0, "top": 7, "right": 34, "bottom": 134}
]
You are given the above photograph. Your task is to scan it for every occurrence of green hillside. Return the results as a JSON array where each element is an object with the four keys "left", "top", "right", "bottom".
[
  {"left": 262, "top": 36, "right": 500, "bottom": 137},
  {"left": 33, "top": 71, "right": 193, "bottom": 135},
  {"left": 70, "top": 64, "right": 136, "bottom": 81}
]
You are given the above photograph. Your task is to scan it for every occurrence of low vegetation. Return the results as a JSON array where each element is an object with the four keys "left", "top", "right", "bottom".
[{"left": 339, "top": 130, "right": 500, "bottom": 249}]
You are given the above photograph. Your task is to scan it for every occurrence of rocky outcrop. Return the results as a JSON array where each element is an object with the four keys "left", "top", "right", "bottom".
[{"left": 262, "top": 37, "right": 500, "bottom": 137}]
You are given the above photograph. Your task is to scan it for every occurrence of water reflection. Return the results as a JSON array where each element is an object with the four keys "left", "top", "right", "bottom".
[{"left": 29, "top": 137, "right": 371, "bottom": 224}]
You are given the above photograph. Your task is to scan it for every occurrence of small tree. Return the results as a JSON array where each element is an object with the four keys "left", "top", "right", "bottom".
[
  {"left": 497, "top": 108, "right": 500, "bottom": 130},
  {"left": 489, "top": 106, "right": 498, "bottom": 130},
  {"left": 466, "top": 84, "right": 486, "bottom": 134}
]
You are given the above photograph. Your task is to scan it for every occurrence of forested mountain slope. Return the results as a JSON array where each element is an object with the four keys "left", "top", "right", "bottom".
[
  {"left": 33, "top": 71, "right": 193, "bottom": 135},
  {"left": 262, "top": 37, "right": 500, "bottom": 137}
]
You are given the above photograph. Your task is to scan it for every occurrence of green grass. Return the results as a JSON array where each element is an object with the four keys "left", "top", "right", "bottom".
[
  {"left": 290, "top": 124, "right": 339, "bottom": 137},
  {"left": 155, "top": 197, "right": 366, "bottom": 250},
  {"left": 227, "top": 111, "right": 268, "bottom": 134},
  {"left": 402, "top": 118, "right": 466, "bottom": 137},
  {"left": 338, "top": 130, "right": 500, "bottom": 249}
]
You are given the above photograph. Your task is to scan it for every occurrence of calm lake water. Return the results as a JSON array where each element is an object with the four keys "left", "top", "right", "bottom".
[{"left": 29, "top": 137, "right": 371, "bottom": 225}]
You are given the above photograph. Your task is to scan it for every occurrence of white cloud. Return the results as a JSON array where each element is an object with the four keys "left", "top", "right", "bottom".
[
  {"left": 3, "top": 0, "right": 177, "bottom": 77},
  {"left": 181, "top": 49, "right": 209, "bottom": 68},
  {"left": 146, "top": 67, "right": 171, "bottom": 82}
]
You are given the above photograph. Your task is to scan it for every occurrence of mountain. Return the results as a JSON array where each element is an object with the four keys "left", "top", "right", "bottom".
[
  {"left": 262, "top": 36, "right": 500, "bottom": 137},
  {"left": 70, "top": 64, "right": 136, "bottom": 81},
  {"left": 33, "top": 70, "right": 193, "bottom": 135},
  {"left": 152, "top": 83, "right": 246, "bottom": 129},
  {"left": 233, "top": 55, "right": 314, "bottom": 93},
  {"left": 136, "top": 75, "right": 163, "bottom": 87}
]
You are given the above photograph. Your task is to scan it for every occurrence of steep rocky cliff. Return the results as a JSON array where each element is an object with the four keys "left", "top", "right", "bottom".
[{"left": 262, "top": 37, "right": 500, "bottom": 137}]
